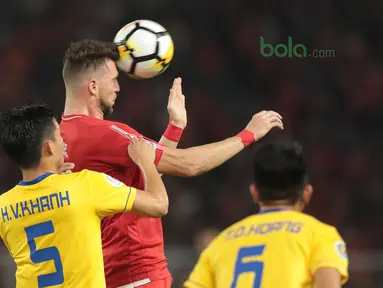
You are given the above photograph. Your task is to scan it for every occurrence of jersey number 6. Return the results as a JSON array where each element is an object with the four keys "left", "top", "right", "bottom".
[
  {"left": 231, "top": 244, "right": 266, "bottom": 288},
  {"left": 25, "top": 221, "right": 64, "bottom": 288}
]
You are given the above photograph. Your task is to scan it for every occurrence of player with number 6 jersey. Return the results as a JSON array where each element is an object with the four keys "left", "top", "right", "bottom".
[
  {"left": 0, "top": 105, "right": 169, "bottom": 288},
  {"left": 185, "top": 141, "right": 349, "bottom": 288}
]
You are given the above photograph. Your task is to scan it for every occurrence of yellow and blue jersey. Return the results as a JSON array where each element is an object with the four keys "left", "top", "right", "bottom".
[
  {"left": 0, "top": 169, "right": 137, "bottom": 288},
  {"left": 185, "top": 208, "right": 349, "bottom": 288}
]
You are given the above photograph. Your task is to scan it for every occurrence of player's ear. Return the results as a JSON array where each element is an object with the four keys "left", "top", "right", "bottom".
[
  {"left": 249, "top": 184, "right": 260, "bottom": 203},
  {"left": 44, "top": 139, "right": 55, "bottom": 156},
  {"left": 88, "top": 79, "right": 98, "bottom": 96},
  {"left": 302, "top": 184, "right": 313, "bottom": 205}
]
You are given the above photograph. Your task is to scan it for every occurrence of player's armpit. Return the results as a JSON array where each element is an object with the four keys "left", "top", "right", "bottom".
[
  {"left": 157, "top": 137, "right": 244, "bottom": 177},
  {"left": 315, "top": 267, "right": 342, "bottom": 288}
]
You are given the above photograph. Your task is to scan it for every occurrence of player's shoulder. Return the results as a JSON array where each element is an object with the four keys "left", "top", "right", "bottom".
[
  {"left": 294, "top": 211, "right": 340, "bottom": 237},
  {"left": 0, "top": 186, "right": 18, "bottom": 205},
  {"left": 53, "top": 169, "right": 98, "bottom": 184},
  {"left": 61, "top": 115, "right": 136, "bottom": 132},
  {"left": 62, "top": 169, "right": 101, "bottom": 179},
  {"left": 107, "top": 121, "right": 141, "bottom": 137},
  {"left": 213, "top": 215, "right": 256, "bottom": 244},
  {"left": 60, "top": 115, "right": 107, "bottom": 135},
  {"left": 69, "top": 170, "right": 124, "bottom": 187}
]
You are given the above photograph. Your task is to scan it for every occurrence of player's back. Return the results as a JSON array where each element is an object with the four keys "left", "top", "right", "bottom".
[
  {"left": 0, "top": 171, "right": 108, "bottom": 288},
  {"left": 186, "top": 209, "right": 348, "bottom": 288}
]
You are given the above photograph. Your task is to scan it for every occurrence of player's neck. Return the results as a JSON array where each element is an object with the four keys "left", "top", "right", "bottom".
[
  {"left": 21, "top": 166, "right": 57, "bottom": 182},
  {"left": 64, "top": 96, "right": 104, "bottom": 120}
]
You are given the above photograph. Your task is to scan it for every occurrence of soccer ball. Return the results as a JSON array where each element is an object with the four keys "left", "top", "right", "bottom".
[{"left": 113, "top": 20, "right": 174, "bottom": 79}]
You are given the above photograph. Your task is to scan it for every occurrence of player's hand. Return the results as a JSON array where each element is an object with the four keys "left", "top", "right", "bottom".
[
  {"left": 167, "top": 77, "right": 187, "bottom": 129},
  {"left": 245, "top": 110, "right": 284, "bottom": 141},
  {"left": 128, "top": 138, "right": 156, "bottom": 166},
  {"left": 57, "top": 162, "right": 75, "bottom": 174}
]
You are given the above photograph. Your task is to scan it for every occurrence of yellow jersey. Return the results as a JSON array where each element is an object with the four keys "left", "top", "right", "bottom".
[
  {"left": 185, "top": 208, "right": 349, "bottom": 288},
  {"left": 0, "top": 169, "right": 137, "bottom": 288}
]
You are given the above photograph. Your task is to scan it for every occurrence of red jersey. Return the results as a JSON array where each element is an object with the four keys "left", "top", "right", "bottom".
[{"left": 60, "top": 114, "right": 170, "bottom": 288}]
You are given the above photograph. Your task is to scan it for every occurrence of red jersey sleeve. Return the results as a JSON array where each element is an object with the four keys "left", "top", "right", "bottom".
[{"left": 107, "top": 122, "right": 164, "bottom": 166}]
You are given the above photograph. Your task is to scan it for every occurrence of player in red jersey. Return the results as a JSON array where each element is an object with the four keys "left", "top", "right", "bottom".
[{"left": 60, "top": 40, "right": 284, "bottom": 288}]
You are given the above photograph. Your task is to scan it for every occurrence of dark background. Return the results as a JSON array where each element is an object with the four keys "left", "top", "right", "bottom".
[{"left": 1, "top": 0, "right": 382, "bottom": 287}]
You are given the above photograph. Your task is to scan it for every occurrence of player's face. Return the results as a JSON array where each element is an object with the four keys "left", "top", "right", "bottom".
[{"left": 97, "top": 59, "right": 120, "bottom": 115}]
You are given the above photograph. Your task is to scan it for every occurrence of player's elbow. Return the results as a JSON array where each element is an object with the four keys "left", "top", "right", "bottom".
[
  {"left": 152, "top": 200, "right": 169, "bottom": 217},
  {"left": 181, "top": 164, "right": 200, "bottom": 177},
  {"left": 180, "top": 154, "right": 205, "bottom": 177},
  {"left": 159, "top": 147, "right": 205, "bottom": 177}
]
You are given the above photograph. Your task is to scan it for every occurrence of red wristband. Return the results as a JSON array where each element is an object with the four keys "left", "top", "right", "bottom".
[
  {"left": 237, "top": 130, "right": 255, "bottom": 147},
  {"left": 163, "top": 123, "right": 184, "bottom": 142}
]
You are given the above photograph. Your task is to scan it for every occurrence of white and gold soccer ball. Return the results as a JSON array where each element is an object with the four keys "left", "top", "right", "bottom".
[{"left": 113, "top": 20, "right": 174, "bottom": 79}]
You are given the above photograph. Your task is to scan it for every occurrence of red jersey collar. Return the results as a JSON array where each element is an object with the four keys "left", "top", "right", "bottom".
[{"left": 61, "top": 114, "right": 88, "bottom": 121}]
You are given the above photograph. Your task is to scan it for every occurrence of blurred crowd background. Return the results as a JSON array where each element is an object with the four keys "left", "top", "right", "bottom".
[{"left": 1, "top": 0, "right": 383, "bottom": 287}]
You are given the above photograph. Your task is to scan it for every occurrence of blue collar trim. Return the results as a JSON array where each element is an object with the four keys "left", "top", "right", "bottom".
[
  {"left": 18, "top": 173, "right": 54, "bottom": 186},
  {"left": 258, "top": 208, "right": 288, "bottom": 215}
]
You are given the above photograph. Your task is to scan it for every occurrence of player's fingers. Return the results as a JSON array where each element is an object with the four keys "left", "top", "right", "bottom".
[
  {"left": 265, "top": 111, "right": 282, "bottom": 119},
  {"left": 171, "top": 78, "right": 177, "bottom": 90},
  {"left": 168, "top": 89, "right": 175, "bottom": 106},
  {"left": 178, "top": 77, "right": 183, "bottom": 95},
  {"left": 181, "top": 94, "right": 185, "bottom": 106},
  {"left": 174, "top": 78, "right": 181, "bottom": 97},
  {"left": 61, "top": 162, "right": 75, "bottom": 170},
  {"left": 58, "top": 163, "right": 75, "bottom": 174},
  {"left": 270, "top": 120, "right": 284, "bottom": 130},
  {"left": 272, "top": 117, "right": 283, "bottom": 126},
  {"left": 255, "top": 110, "right": 267, "bottom": 118},
  {"left": 270, "top": 117, "right": 284, "bottom": 129}
]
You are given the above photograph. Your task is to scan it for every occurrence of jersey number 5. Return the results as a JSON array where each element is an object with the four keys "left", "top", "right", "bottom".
[
  {"left": 231, "top": 245, "right": 266, "bottom": 288},
  {"left": 25, "top": 221, "right": 64, "bottom": 288}
]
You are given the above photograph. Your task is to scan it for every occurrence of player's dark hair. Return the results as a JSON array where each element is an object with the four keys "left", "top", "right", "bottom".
[
  {"left": 253, "top": 140, "right": 309, "bottom": 204},
  {"left": 62, "top": 39, "right": 119, "bottom": 79},
  {"left": 0, "top": 104, "right": 56, "bottom": 169}
]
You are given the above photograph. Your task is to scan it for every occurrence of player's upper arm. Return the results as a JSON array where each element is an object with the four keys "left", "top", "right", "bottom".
[
  {"left": 310, "top": 226, "right": 349, "bottom": 286},
  {"left": 130, "top": 188, "right": 168, "bottom": 218},
  {"left": 184, "top": 245, "right": 215, "bottom": 288},
  {"left": 106, "top": 123, "right": 164, "bottom": 167},
  {"left": 87, "top": 170, "right": 137, "bottom": 217},
  {"left": 315, "top": 267, "right": 342, "bottom": 288}
]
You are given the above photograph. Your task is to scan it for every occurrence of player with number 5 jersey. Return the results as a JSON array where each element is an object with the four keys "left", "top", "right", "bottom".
[
  {"left": 0, "top": 104, "right": 169, "bottom": 288},
  {"left": 185, "top": 141, "right": 349, "bottom": 288}
]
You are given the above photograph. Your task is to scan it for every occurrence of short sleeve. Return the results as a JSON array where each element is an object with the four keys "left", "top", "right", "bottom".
[
  {"left": 88, "top": 170, "right": 137, "bottom": 217},
  {"left": 107, "top": 123, "right": 164, "bottom": 167},
  {"left": 184, "top": 245, "right": 214, "bottom": 288},
  {"left": 310, "top": 226, "right": 349, "bottom": 284}
]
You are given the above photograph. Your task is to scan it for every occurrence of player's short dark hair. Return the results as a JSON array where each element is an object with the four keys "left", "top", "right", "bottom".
[
  {"left": 0, "top": 104, "right": 56, "bottom": 169},
  {"left": 253, "top": 140, "right": 309, "bottom": 204},
  {"left": 62, "top": 39, "right": 119, "bottom": 79}
]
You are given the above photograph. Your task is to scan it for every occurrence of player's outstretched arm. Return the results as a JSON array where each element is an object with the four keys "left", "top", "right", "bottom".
[
  {"left": 315, "top": 267, "right": 342, "bottom": 288},
  {"left": 128, "top": 139, "right": 169, "bottom": 217},
  {"left": 159, "top": 77, "right": 187, "bottom": 149},
  {"left": 157, "top": 110, "right": 283, "bottom": 177}
]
